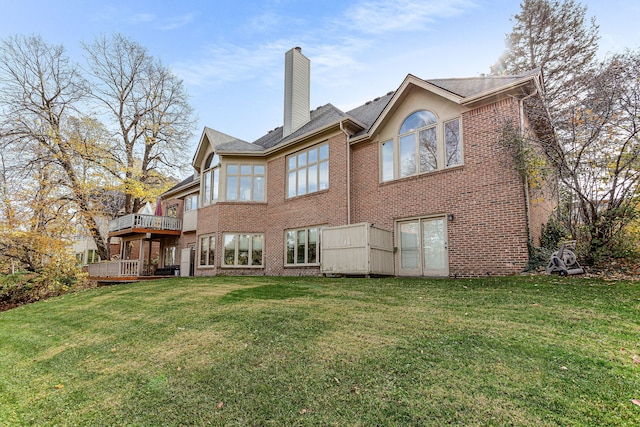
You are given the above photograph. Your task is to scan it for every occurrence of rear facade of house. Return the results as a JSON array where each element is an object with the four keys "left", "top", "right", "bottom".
[{"left": 149, "top": 48, "right": 554, "bottom": 278}]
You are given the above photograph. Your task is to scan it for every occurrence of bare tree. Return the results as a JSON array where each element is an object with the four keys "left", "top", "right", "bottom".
[
  {"left": 0, "top": 35, "right": 113, "bottom": 261},
  {"left": 83, "top": 34, "right": 196, "bottom": 214}
]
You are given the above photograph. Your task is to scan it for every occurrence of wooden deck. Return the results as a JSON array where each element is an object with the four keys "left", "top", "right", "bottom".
[{"left": 109, "top": 214, "right": 182, "bottom": 238}]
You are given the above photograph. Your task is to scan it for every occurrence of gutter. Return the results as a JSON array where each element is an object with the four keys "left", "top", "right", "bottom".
[
  {"left": 515, "top": 89, "right": 539, "bottom": 244},
  {"left": 340, "top": 120, "right": 351, "bottom": 225}
]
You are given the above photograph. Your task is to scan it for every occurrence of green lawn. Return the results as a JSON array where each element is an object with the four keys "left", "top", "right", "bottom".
[{"left": 1, "top": 275, "right": 638, "bottom": 426}]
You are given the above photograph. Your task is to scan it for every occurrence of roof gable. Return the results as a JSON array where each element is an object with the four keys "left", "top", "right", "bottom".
[
  {"left": 192, "top": 127, "right": 257, "bottom": 170},
  {"left": 354, "top": 70, "right": 542, "bottom": 142}
]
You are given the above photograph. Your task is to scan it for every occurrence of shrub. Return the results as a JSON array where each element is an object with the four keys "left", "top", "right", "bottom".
[{"left": 0, "top": 258, "right": 89, "bottom": 311}]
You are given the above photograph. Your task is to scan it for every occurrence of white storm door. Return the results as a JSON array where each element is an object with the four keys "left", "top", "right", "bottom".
[
  {"left": 398, "top": 220, "right": 421, "bottom": 276},
  {"left": 421, "top": 217, "right": 448, "bottom": 277}
]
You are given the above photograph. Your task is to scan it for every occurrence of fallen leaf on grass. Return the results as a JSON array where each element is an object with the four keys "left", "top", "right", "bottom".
[
  {"left": 633, "top": 355, "right": 640, "bottom": 364},
  {"left": 334, "top": 377, "right": 340, "bottom": 384},
  {"left": 300, "top": 409, "right": 307, "bottom": 414},
  {"left": 560, "top": 366, "right": 568, "bottom": 371},
  {"left": 54, "top": 384, "right": 64, "bottom": 389}
]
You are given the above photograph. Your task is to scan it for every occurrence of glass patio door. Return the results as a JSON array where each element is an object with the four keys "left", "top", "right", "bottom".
[{"left": 398, "top": 217, "right": 448, "bottom": 277}]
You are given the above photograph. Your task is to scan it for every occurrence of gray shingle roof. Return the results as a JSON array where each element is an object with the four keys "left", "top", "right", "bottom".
[
  {"left": 252, "top": 103, "right": 349, "bottom": 149},
  {"left": 164, "top": 174, "right": 196, "bottom": 195},
  {"left": 346, "top": 91, "right": 395, "bottom": 137},
  {"left": 209, "top": 70, "right": 539, "bottom": 154},
  {"left": 425, "top": 69, "right": 540, "bottom": 98}
]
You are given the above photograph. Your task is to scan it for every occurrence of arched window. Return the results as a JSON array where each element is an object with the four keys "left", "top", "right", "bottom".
[
  {"left": 381, "top": 110, "right": 462, "bottom": 182},
  {"left": 399, "top": 110, "right": 438, "bottom": 177}
]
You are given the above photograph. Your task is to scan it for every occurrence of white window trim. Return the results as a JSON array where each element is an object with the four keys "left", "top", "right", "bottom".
[
  {"left": 284, "top": 226, "right": 322, "bottom": 267},
  {"left": 222, "top": 233, "right": 264, "bottom": 268},
  {"left": 185, "top": 193, "right": 199, "bottom": 212},
  {"left": 202, "top": 153, "right": 220, "bottom": 206},
  {"left": 380, "top": 114, "right": 463, "bottom": 182},
  {"left": 286, "top": 143, "right": 329, "bottom": 198},
  {"left": 198, "top": 233, "right": 216, "bottom": 268},
  {"left": 224, "top": 164, "right": 266, "bottom": 202}
]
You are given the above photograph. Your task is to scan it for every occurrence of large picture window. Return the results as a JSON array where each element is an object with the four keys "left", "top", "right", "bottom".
[
  {"left": 287, "top": 143, "right": 329, "bottom": 198},
  {"left": 381, "top": 111, "right": 462, "bottom": 182},
  {"left": 285, "top": 226, "right": 321, "bottom": 265},
  {"left": 199, "top": 234, "right": 215, "bottom": 267},
  {"left": 223, "top": 233, "right": 264, "bottom": 267},
  {"left": 226, "top": 164, "right": 265, "bottom": 201}
]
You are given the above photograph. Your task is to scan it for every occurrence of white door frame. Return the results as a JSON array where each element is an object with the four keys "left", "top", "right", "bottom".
[{"left": 396, "top": 215, "right": 448, "bottom": 277}]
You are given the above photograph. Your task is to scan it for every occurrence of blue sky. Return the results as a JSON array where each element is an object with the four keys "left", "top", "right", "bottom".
[{"left": 1, "top": 0, "right": 639, "bottom": 157}]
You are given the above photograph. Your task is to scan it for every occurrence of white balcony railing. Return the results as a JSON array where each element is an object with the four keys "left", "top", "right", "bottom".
[
  {"left": 109, "top": 214, "right": 182, "bottom": 233},
  {"left": 88, "top": 260, "right": 140, "bottom": 277}
]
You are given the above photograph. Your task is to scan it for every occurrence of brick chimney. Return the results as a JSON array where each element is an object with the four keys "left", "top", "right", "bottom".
[{"left": 283, "top": 47, "right": 310, "bottom": 137}]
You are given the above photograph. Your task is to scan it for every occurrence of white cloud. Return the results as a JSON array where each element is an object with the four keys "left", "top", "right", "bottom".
[
  {"left": 172, "top": 41, "right": 293, "bottom": 87},
  {"left": 158, "top": 13, "right": 196, "bottom": 31},
  {"left": 129, "top": 13, "right": 156, "bottom": 24},
  {"left": 344, "top": 0, "right": 477, "bottom": 34}
]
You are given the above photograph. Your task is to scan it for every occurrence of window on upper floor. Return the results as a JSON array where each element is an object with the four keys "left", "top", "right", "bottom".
[
  {"left": 381, "top": 111, "right": 462, "bottom": 182},
  {"left": 287, "top": 143, "right": 329, "bottom": 198},
  {"left": 166, "top": 205, "right": 177, "bottom": 218},
  {"left": 185, "top": 194, "right": 199, "bottom": 212},
  {"left": 202, "top": 153, "right": 220, "bottom": 205},
  {"left": 226, "top": 164, "right": 265, "bottom": 201}
]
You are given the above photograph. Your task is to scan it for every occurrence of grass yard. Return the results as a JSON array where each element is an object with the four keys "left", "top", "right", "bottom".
[{"left": 0, "top": 275, "right": 638, "bottom": 426}]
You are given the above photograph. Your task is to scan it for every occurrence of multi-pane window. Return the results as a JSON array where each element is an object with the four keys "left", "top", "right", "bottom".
[
  {"left": 199, "top": 234, "right": 215, "bottom": 267},
  {"left": 287, "top": 143, "right": 329, "bottom": 198},
  {"left": 381, "top": 111, "right": 462, "bottom": 182},
  {"left": 226, "top": 164, "right": 265, "bottom": 201},
  {"left": 185, "top": 194, "right": 199, "bottom": 211},
  {"left": 286, "top": 226, "right": 321, "bottom": 265},
  {"left": 223, "top": 234, "right": 264, "bottom": 267},
  {"left": 203, "top": 153, "right": 220, "bottom": 205}
]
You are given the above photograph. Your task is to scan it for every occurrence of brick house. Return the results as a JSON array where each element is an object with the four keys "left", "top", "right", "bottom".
[{"left": 100, "top": 47, "right": 553, "bottom": 279}]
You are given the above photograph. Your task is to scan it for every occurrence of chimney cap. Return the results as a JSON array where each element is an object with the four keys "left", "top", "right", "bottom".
[{"left": 294, "top": 46, "right": 302, "bottom": 51}]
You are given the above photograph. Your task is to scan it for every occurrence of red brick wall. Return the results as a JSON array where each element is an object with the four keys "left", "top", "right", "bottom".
[
  {"left": 350, "top": 98, "right": 530, "bottom": 276},
  {"left": 180, "top": 97, "right": 545, "bottom": 278},
  {"left": 191, "top": 132, "right": 348, "bottom": 277}
]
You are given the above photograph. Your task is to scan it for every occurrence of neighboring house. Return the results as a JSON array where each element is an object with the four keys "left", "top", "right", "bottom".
[{"left": 104, "top": 47, "right": 554, "bottom": 279}]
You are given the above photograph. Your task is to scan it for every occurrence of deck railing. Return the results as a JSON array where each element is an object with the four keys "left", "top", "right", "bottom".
[
  {"left": 109, "top": 214, "right": 182, "bottom": 233},
  {"left": 88, "top": 260, "right": 140, "bottom": 277}
]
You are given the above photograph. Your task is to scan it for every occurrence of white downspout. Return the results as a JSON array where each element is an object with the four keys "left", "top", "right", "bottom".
[
  {"left": 339, "top": 120, "right": 351, "bottom": 225},
  {"left": 518, "top": 89, "right": 538, "bottom": 243}
]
